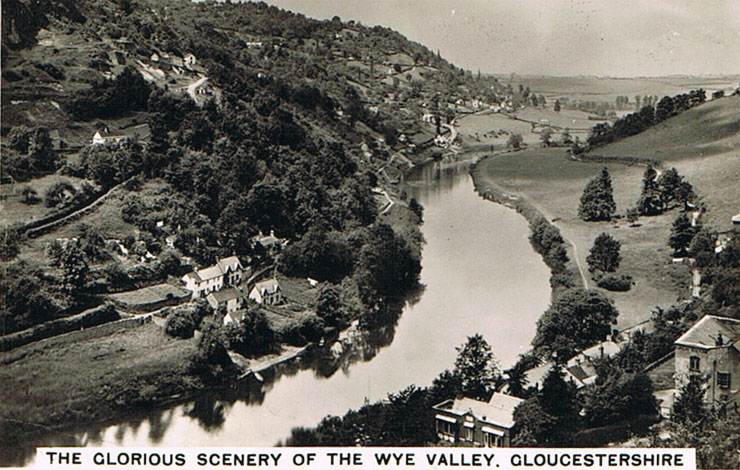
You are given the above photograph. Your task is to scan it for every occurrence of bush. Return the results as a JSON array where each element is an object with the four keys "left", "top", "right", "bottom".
[
  {"left": 274, "top": 311, "right": 324, "bottom": 346},
  {"left": 596, "top": 273, "right": 632, "bottom": 292},
  {"left": 164, "top": 302, "right": 207, "bottom": 339}
]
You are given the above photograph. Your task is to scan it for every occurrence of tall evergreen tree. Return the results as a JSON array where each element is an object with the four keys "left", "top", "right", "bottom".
[
  {"left": 578, "top": 168, "right": 616, "bottom": 221},
  {"left": 587, "top": 232, "right": 622, "bottom": 273}
]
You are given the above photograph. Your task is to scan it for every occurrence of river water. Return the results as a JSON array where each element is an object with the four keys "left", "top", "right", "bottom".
[{"left": 14, "top": 158, "right": 550, "bottom": 465}]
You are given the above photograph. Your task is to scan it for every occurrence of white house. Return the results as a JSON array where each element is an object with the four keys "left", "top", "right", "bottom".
[
  {"left": 249, "top": 278, "right": 282, "bottom": 305},
  {"left": 92, "top": 130, "right": 127, "bottom": 146},
  {"left": 432, "top": 393, "right": 523, "bottom": 447},
  {"left": 181, "top": 256, "right": 245, "bottom": 298},
  {"left": 184, "top": 53, "right": 197, "bottom": 67}
]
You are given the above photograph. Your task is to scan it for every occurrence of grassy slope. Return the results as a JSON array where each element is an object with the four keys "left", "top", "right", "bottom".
[
  {"left": 472, "top": 96, "right": 740, "bottom": 329},
  {"left": 596, "top": 95, "right": 740, "bottom": 229},
  {"left": 0, "top": 322, "right": 200, "bottom": 438},
  {"left": 472, "top": 148, "right": 690, "bottom": 330}
]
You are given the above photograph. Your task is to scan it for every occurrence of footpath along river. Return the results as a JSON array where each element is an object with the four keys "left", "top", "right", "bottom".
[{"left": 19, "top": 158, "right": 550, "bottom": 461}]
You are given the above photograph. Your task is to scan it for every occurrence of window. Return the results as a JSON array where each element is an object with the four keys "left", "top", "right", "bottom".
[
  {"left": 689, "top": 356, "right": 700, "bottom": 371},
  {"left": 483, "top": 432, "right": 500, "bottom": 447},
  {"left": 461, "top": 426, "right": 473, "bottom": 441},
  {"left": 436, "top": 419, "right": 455, "bottom": 437},
  {"left": 717, "top": 372, "right": 731, "bottom": 389}
]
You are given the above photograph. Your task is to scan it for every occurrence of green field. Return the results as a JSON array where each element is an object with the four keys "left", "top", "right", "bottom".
[
  {"left": 472, "top": 95, "right": 740, "bottom": 329},
  {"left": 0, "top": 322, "right": 200, "bottom": 439},
  {"left": 472, "top": 147, "right": 690, "bottom": 330}
]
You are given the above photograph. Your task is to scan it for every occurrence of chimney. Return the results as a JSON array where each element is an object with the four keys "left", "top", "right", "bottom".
[
  {"left": 599, "top": 345, "right": 604, "bottom": 358},
  {"left": 716, "top": 332, "right": 724, "bottom": 347}
]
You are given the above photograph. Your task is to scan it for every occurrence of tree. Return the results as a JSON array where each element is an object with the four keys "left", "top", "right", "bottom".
[
  {"left": 532, "top": 288, "right": 619, "bottom": 359},
  {"left": 587, "top": 232, "right": 622, "bottom": 273},
  {"left": 513, "top": 367, "right": 579, "bottom": 447},
  {"left": 540, "top": 128, "right": 553, "bottom": 147},
  {"left": 453, "top": 334, "right": 501, "bottom": 401},
  {"left": 49, "top": 240, "right": 89, "bottom": 295},
  {"left": 578, "top": 168, "right": 616, "bottom": 221},
  {"left": 689, "top": 230, "right": 715, "bottom": 268},
  {"left": 314, "top": 283, "right": 345, "bottom": 327},
  {"left": 672, "top": 375, "right": 707, "bottom": 426},
  {"left": 225, "top": 308, "right": 276, "bottom": 357},
  {"left": 560, "top": 128, "right": 572, "bottom": 144},
  {"left": 20, "top": 185, "right": 39, "bottom": 204},
  {"left": 507, "top": 133, "right": 523, "bottom": 150},
  {"left": 637, "top": 166, "right": 664, "bottom": 216},
  {"left": 669, "top": 213, "right": 697, "bottom": 256},
  {"left": 553, "top": 99, "right": 561, "bottom": 112},
  {"left": 582, "top": 371, "right": 658, "bottom": 426},
  {"left": 656, "top": 167, "right": 683, "bottom": 206}
]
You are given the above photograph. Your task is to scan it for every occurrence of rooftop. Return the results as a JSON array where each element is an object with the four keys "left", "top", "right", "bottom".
[
  {"left": 434, "top": 393, "right": 523, "bottom": 429},
  {"left": 253, "top": 278, "right": 280, "bottom": 294},
  {"left": 207, "top": 287, "right": 243, "bottom": 303},
  {"left": 675, "top": 315, "right": 740, "bottom": 349}
]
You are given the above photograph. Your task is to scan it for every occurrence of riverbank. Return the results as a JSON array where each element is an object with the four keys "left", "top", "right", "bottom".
[
  {"left": 469, "top": 153, "right": 585, "bottom": 295},
  {"left": 469, "top": 147, "right": 690, "bottom": 330}
]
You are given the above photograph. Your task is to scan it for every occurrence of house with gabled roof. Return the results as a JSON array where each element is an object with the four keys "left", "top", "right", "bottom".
[
  {"left": 432, "top": 393, "right": 523, "bottom": 447},
  {"left": 206, "top": 287, "right": 244, "bottom": 314},
  {"left": 249, "top": 278, "right": 282, "bottom": 306},
  {"left": 181, "top": 256, "right": 246, "bottom": 299},
  {"left": 675, "top": 315, "right": 740, "bottom": 409}
]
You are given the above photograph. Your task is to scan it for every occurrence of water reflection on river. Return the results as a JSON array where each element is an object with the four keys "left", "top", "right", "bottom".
[{"left": 14, "top": 159, "right": 550, "bottom": 465}]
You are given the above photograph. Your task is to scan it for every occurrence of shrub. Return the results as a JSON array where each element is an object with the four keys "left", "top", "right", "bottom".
[
  {"left": 274, "top": 311, "right": 324, "bottom": 346},
  {"left": 164, "top": 302, "right": 207, "bottom": 339},
  {"left": 596, "top": 273, "right": 633, "bottom": 292}
]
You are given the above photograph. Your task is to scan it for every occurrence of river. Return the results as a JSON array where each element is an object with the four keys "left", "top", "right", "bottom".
[{"left": 14, "top": 158, "right": 550, "bottom": 464}]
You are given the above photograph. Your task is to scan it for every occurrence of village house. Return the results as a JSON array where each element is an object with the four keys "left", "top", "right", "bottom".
[
  {"left": 92, "top": 130, "right": 127, "bottom": 146},
  {"left": 184, "top": 53, "right": 197, "bottom": 68},
  {"left": 432, "top": 393, "right": 523, "bottom": 447},
  {"left": 249, "top": 278, "right": 282, "bottom": 305},
  {"left": 181, "top": 256, "right": 246, "bottom": 299},
  {"left": 674, "top": 315, "right": 740, "bottom": 410},
  {"left": 206, "top": 287, "right": 244, "bottom": 314},
  {"left": 252, "top": 230, "right": 283, "bottom": 254}
]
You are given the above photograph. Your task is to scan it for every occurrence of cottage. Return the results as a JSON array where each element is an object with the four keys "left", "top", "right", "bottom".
[
  {"left": 249, "top": 278, "right": 282, "bottom": 305},
  {"left": 675, "top": 315, "right": 740, "bottom": 409},
  {"left": 207, "top": 287, "right": 244, "bottom": 314},
  {"left": 252, "top": 230, "right": 282, "bottom": 253},
  {"left": 184, "top": 53, "right": 197, "bottom": 67},
  {"left": 181, "top": 256, "right": 246, "bottom": 298},
  {"left": 92, "top": 130, "right": 127, "bottom": 146},
  {"left": 432, "top": 393, "right": 523, "bottom": 447}
]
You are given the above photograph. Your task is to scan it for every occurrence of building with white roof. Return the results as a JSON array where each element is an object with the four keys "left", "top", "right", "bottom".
[{"left": 432, "top": 393, "right": 523, "bottom": 447}]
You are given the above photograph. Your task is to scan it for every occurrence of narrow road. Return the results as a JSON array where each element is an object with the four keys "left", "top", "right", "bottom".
[{"left": 569, "top": 238, "right": 589, "bottom": 289}]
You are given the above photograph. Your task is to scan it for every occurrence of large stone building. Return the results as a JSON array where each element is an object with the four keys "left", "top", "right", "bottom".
[{"left": 675, "top": 315, "right": 740, "bottom": 410}]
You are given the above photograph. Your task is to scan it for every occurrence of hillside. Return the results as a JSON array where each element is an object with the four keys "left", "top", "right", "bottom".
[
  {"left": 1, "top": 0, "right": 513, "bottom": 331},
  {"left": 593, "top": 95, "right": 740, "bottom": 228},
  {"left": 0, "top": 0, "right": 515, "bottom": 458}
]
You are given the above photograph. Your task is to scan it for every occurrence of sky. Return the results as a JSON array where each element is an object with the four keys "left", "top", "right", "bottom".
[{"left": 258, "top": 0, "right": 740, "bottom": 77}]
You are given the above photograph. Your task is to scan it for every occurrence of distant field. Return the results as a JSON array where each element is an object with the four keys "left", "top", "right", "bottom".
[
  {"left": 512, "top": 107, "right": 606, "bottom": 130},
  {"left": 472, "top": 148, "right": 690, "bottom": 329},
  {"left": 497, "top": 75, "right": 740, "bottom": 103}
]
